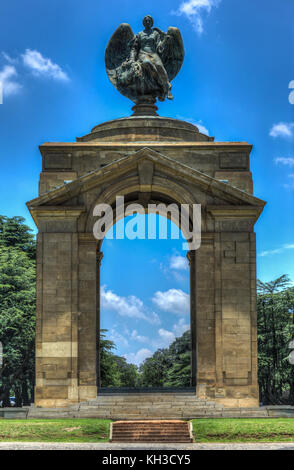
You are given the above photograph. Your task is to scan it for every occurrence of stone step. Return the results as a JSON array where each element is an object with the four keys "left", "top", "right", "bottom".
[
  {"left": 112, "top": 432, "right": 190, "bottom": 437},
  {"left": 83, "top": 397, "right": 218, "bottom": 406},
  {"left": 113, "top": 439, "right": 192, "bottom": 443},
  {"left": 78, "top": 405, "right": 224, "bottom": 419},
  {"left": 114, "top": 421, "right": 187, "bottom": 432},
  {"left": 113, "top": 422, "right": 189, "bottom": 426},
  {"left": 80, "top": 405, "right": 216, "bottom": 412},
  {"left": 92, "top": 394, "right": 201, "bottom": 402},
  {"left": 84, "top": 401, "right": 202, "bottom": 406},
  {"left": 90, "top": 400, "right": 193, "bottom": 403},
  {"left": 113, "top": 427, "right": 189, "bottom": 432},
  {"left": 94, "top": 396, "right": 203, "bottom": 400},
  {"left": 112, "top": 431, "right": 190, "bottom": 436},
  {"left": 111, "top": 420, "right": 193, "bottom": 443},
  {"left": 79, "top": 406, "right": 221, "bottom": 413},
  {"left": 99, "top": 393, "right": 196, "bottom": 396},
  {"left": 21, "top": 406, "right": 294, "bottom": 420}
]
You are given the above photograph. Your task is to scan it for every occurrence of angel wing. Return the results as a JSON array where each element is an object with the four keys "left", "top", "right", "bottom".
[
  {"left": 105, "top": 23, "right": 135, "bottom": 87},
  {"left": 157, "top": 27, "right": 185, "bottom": 82}
]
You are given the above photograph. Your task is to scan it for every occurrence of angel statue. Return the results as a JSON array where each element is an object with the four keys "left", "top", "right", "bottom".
[{"left": 105, "top": 15, "right": 184, "bottom": 105}]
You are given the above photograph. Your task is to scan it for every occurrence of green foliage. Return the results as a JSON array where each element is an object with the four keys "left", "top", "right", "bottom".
[
  {"left": 114, "top": 356, "right": 139, "bottom": 387},
  {"left": 99, "top": 330, "right": 121, "bottom": 387},
  {"left": 0, "top": 216, "right": 36, "bottom": 406},
  {"left": 166, "top": 331, "right": 191, "bottom": 387},
  {"left": 100, "top": 329, "right": 191, "bottom": 389},
  {"left": 139, "top": 348, "right": 173, "bottom": 387},
  {"left": 166, "top": 350, "right": 191, "bottom": 387},
  {"left": 257, "top": 275, "right": 294, "bottom": 405},
  {"left": 99, "top": 330, "right": 139, "bottom": 387},
  {"left": 139, "top": 330, "right": 191, "bottom": 387},
  {"left": 0, "top": 216, "right": 35, "bottom": 259}
]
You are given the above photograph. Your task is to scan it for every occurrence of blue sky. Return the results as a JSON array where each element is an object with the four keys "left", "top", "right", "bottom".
[{"left": 0, "top": 0, "right": 293, "bottom": 364}]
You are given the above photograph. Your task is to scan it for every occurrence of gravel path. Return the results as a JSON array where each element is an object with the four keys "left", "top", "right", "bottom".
[{"left": 0, "top": 442, "right": 294, "bottom": 450}]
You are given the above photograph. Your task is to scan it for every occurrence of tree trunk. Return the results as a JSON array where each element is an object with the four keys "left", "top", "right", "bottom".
[{"left": 21, "top": 380, "right": 30, "bottom": 406}]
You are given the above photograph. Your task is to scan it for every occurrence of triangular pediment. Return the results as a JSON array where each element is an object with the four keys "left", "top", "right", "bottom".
[{"left": 27, "top": 147, "right": 266, "bottom": 220}]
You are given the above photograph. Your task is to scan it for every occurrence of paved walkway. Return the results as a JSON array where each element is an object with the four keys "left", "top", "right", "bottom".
[{"left": 0, "top": 442, "right": 294, "bottom": 450}]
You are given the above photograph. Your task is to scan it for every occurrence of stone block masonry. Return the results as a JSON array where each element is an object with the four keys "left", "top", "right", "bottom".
[{"left": 27, "top": 115, "right": 265, "bottom": 408}]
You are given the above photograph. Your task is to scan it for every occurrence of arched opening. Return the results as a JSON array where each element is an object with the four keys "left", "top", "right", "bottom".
[{"left": 95, "top": 207, "right": 197, "bottom": 392}]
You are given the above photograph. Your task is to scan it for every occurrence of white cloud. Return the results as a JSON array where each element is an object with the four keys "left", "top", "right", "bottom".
[
  {"left": 109, "top": 329, "right": 129, "bottom": 348},
  {"left": 176, "top": 115, "right": 209, "bottom": 135},
  {"left": 173, "top": 318, "right": 190, "bottom": 337},
  {"left": 155, "top": 320, "right": 190, "bottom": 349},
  {"left": 0, "top": 65, "right": 22, "bottom": 96},
  {"left": 152, "top": 289, "right": 189, "bottom": 315},
  {"left": 170, "top": 255, "right": 189, "bottom": 271},
  {"left": 173, "top": 0, "right": 221, "bottom": 35},
  {"left": 156, "top": 320, "right": 190, "bottom": 351},
  {"left": 283, "top": 174, "right": 294, "bottom": 189},
  {"left": 124, "top": 348, "right": 153, "bottom": 366},
  {"left": 270, "top": 122, "right": 294, "bottom": 138},
  {"left": 160, "top": 254, "right": 189, "bottom": 282},
  {"left": 101, "top": 285, "right": 161, "bottom": 325},
  {"left": 195, "top": 121, "right": 209, "bottom": 135},
  {"left": 2, "top": 52, "right": 17, "bottom": 64},
  {"left": 259, "top": 243, "right": 294, "bottom": 258},
  {"left": 275, "top": 157, "right": 294, "bottom": 167},
  {"left": 158, "top": 328, "right": 176, "bottom": 347},
  {"left": 130, "top": 320, "right": 190, "bottom": 353},
  {"left": 22, "top": 49, "right": 69, "bottom": 81},
  {"left": 130, "top": 330, "right": 149, "bottom": 343},
  {"left": 122, "top": 320, "right": 190, "bottom": 366}
]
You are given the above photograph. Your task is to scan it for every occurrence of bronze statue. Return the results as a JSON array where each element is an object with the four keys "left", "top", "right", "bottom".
[{"left": 105, "top": 15, "right": 184, "bottom": 105}]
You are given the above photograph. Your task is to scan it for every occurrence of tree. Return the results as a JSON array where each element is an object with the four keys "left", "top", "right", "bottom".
[
  {"left": 99, "top": 330, "right": 121, "bottom": 387},
  {"left": 0, "top": 216, "right": 35, "bottom": 259},
  {"left": 113, "top": 356, "right": 139, "bottom": 388},
  {"left": 257, "top": 275, "right": 294, "bottom": 405},
  {"left": 140, "top": 348, "right": 172, "bottom": 387},
  {"left": 139, "top": 331, "right": 191, "bottom": 388},
  {"left": 166, "top": 331, "right": 191, "bottom": 387},
  {"left": 0, "top": 216, "right": 36, "bottom": 406},
  {"left": 99, "top": 330, "right": 139, "bottom": 387}
]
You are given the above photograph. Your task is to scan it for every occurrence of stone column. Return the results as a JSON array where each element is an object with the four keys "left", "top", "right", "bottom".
[
  {"left": 187, "top": 250, "right": 197, "bottom": 387},
  {"left": 220, "top": 230, "right": 259, "bottom": 406},
  {"left": 195, "top": 234, "right": 216, "bottom": 399},
  {"left": 96, "top": 251, "right": 103, "bottom": 389},
  {"left": 35, "top": 226, "right": 80, "bottom": 407},
  {"left": 77, "top": 234, "right": 99, "bottom": 402}
]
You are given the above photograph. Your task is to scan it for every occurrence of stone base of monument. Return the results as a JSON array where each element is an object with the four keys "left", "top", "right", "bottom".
[{"left": 2, "top": 401, "right": 294, "bottom": 419}]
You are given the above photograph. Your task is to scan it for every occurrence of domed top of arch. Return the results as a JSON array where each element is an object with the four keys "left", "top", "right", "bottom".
[{"left": 77, "top": 115, "right": 214, "bottom": 143}]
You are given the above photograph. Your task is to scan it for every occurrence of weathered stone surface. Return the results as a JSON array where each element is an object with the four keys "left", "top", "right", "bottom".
[
  {"left": 3, "top": 402, "right": 294, "bottom": 419},
  {"left": 77, "top": 116, "right": 212, "bottom": 142},
  {"left": 27, "top": 112, "right": 265, "bottom": 409}
]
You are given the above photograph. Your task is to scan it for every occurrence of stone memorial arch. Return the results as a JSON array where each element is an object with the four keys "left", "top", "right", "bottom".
[
  {"left": 27, "top": 15, "right": 266, "bottom": 408},
  {"left": 27, "top": 114, "right": 265, "bottom": 408}
]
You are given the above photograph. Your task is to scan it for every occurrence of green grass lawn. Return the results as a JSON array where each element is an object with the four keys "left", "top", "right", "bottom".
[
  {"left": 1, "top": 418, "right": 294, "bottom": 443},
  {"left": 0, "top": 419, "right": 111, "bottom": 442},
  {"left": 192, "top": 418, "right": 294, "bottom": 442}
]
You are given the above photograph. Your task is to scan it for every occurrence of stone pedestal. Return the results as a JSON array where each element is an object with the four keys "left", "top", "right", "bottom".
[{"left": 27, "top": 115, "right": 265, "bottom": 407}]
